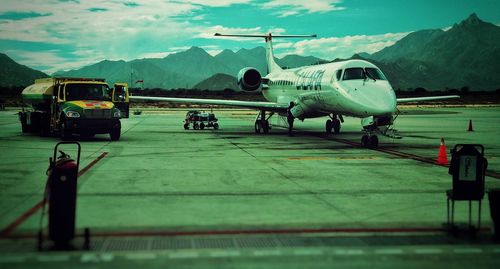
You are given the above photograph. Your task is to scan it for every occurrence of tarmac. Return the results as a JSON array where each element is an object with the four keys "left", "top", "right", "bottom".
[{"left": 0, "top": 105, "right": 499, "bottom": 268}]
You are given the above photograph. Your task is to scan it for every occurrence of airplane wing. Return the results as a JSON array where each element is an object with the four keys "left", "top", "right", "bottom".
[
  {"left": 397, "top": 95, "right": 460, "bottom": 103},
  {"left": 129, "top": 96, "right": 289, "bottom": 112}
]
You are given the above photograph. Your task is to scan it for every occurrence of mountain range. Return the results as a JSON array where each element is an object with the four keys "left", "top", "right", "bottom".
[
  {"left": 51, "top": 47, "right": 324, "bottom": 90},
  {"left": 1, "top": 13, "right": 499, "bottom": 91},
  {"left": 0, "top": 53, "right": 48, "bottom": 87},
  {"left": 364, "top": 13, "right": 500, "bottom": 91}
]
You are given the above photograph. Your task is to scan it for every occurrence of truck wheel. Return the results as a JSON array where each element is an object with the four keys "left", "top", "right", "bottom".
[
  {"left": 20, "top": 114, "right": 29, "bottom": 133},
  {"left": 110, "top": 128, "right": 121, "bottom": 141},
  {"left": 184, "top": 123, "right": 189, "bottom": 130},
  {"left": 60, "top": 121, "right": 72, "bottom": 141},
  {"left": 21, "top": 121, "right": 29, "bottom": 133},
  {"left": 200, "top": 123, "right": 205, "bottom": 130},
  {"left": 39, "top": 126, "right": 49, "bottom": 137},
  {"left": 194, "top": 123, "right": 199, "bottom": 130}
]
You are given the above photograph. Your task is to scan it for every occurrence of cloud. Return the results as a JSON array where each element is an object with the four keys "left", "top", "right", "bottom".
[
  {"left": 88, "top": 7, "right": 109, "bottom": 12},
  {"left": 196, "top": 25, "right": 287, "bottom": 41},
  {"left": 274, "top": 32, "right": 409, "bottom": 60},
  {"left": 0, "top": 0, "right": 405, "bottom": 74},
  {"left": 5, "top": 49, "right": 98, "bottom": 74},
  {"left": 261, "top": 0, "right": 344, "bottom": 17},
  {"left": 185, "top": 0, "right": 252, "bottom": 7},
  {"left": 0, "top": 11, "right": 51, "bottom": 20},
  {"left": 0, "top": 0, "right": 256, "bottom": 73}
]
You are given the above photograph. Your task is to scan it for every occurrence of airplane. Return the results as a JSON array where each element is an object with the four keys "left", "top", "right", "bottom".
[{"left": 130, "top": 33, "right": 459, "bottom": 147}]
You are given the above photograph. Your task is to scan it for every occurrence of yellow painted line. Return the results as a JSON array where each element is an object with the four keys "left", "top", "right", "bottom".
[
  {"left": 287, "top": 156, "right": 379, "bottom": 161},
  {"left": 287, "top": 157, "right": 330, "bottom": 161},
  {"left": 335, "top": 156, "right": 378, "bottom": 160}
]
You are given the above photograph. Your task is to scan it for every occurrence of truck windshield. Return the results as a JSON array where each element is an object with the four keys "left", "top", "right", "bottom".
[{"left": 65, "top": 84, "right": 111, "bottom": 101}]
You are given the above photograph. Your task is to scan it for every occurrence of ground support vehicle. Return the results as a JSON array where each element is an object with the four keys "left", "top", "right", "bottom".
[
  {"left": 19, "top": 77, "right": 129, "bottom": 140},
  {"left": 183, "top": 110, "right": 219, "bottom": 130}
]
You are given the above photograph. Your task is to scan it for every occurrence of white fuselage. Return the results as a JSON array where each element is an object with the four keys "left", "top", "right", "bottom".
[{"left": 261, "top": 59, "right": 397, "bottom": 119}]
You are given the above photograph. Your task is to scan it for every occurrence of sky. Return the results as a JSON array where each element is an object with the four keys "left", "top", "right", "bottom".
[{"left": 0, "top": 0, "right": 499, "bottom": 74}]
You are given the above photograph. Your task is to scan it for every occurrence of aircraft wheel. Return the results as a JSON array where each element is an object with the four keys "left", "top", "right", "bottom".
[
  {"left": 369, "top": 135, "right": 379, "bottom": 148},
  {"left": 325, "top": 120, "right": 333, "bottom": 134},
  {"left": 361, "top": 135, "right": 370, "bottom": 147},
  {"left": 333, "top": 119, "right": 341, "bottom": 134},
  {"left": 194, "top": 122, "right": 199, "bottom": 130},
  {"left": 254, "top": 120, "right": 262, "bottom": 134},
  {"left": 262, "top": 120, "right": 269, "bottom": 134},
  {"left": 184, "top": 123, "right": 189, "bottom": 130},
  {"left": 213, "top": 123, "right": 219, "bottom": 130},
  {"left": 200, "top": 123, "right": 205, "bottom": 130}
]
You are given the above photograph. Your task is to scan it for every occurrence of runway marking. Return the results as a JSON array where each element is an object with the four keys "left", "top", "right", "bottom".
[
  {"left": 414, "top": 248, "right": 443, "bottom": 254},
  {"left": 80, "top": 253, "right": 114, "bottom": 263},
  {"left": 287, "top": 157, "right": 330, "bottom": 160},
  {"left": 78, "top": 152, "right": 108, "bottom": 177},
  {"left": 168, "top": 251, "right": 200, "bottom": 259},
  {"left": 335, "top": 156, "right": 378, "bottom": 160},
  {"left": 125, "top": 253, "right": 157, "bottom": 260},
  {"left": 37, "top": 255, "right": 70, "bottom": 262},
  {"left": 375, "top": 248, "right": 404, "bottom": 255},
  {"left": 0, "top": 256, "right": 26, "bottom": 263},
  {"left": 69, "top": 227, "right": 449, "bottom": 239},
  {"left": 81, "top": 254, "right": 100, "bottom": 263},
  {"left": 333, "top": 249, "right": 364, "bottom": 255},
  {"left": 453, "top": 248, "right": 482, "bottom": 254},
  {"left": 293, "top": 248, "right": 324, "bottom": 256},
  {"left": 327, "top": 137, "right": 500, "bottom": 179},
  {"left": 209, "top": 250, "right": 241, "bottom": 258},
  {"left": 252, "top": 249, "right": 283, "bottom": 256},
  {"left": 0, "top": 152, "right": 108, "bottom": 238}
]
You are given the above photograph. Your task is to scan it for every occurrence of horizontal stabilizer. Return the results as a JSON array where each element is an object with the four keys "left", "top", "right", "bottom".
[
  {"left": 397, "top": 95, "right": 460, "bottom": 103},
  {"left": 214, "top": 33, "right": 317, "bottom": 39}
]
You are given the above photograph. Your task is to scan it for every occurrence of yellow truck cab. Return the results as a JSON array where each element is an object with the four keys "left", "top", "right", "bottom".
[{"left": 19, "top": 77, "right": 129, "bottom": 141}]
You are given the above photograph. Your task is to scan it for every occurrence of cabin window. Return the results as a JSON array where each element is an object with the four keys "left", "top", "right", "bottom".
[
  {"left": 343, "top": 68, "right": 365, "bottom": 80},
  {"left": 365, "top": 68, "right": 386, "bottom": 80},
  {"left": 336, "top": 70, "right": 342, "bottom": 81}
]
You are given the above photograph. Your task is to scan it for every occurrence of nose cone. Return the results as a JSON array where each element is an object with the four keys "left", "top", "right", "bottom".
[
  {"left": 359, "top": 84, "right": 397, "bottom": 116},
  {"left": 367, "top": 93, "right": 396, "bottom": 115}
]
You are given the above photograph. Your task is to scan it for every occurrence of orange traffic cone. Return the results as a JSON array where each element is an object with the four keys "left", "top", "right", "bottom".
[
  {"left": 467, "top": 119, "right": 474, "bottom": 132},
  {"left": 436, "top": 138, "right": 449, "bottom": 165}
]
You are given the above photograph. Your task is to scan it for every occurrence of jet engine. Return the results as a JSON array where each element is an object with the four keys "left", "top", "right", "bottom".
[{"left": 237, "top": 67, "right": 261, "bottom": 91}]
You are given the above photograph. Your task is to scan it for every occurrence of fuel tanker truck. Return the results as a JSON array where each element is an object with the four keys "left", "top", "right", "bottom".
[{"left": 19, "top": 77, "right": 129, "bottom": 140}]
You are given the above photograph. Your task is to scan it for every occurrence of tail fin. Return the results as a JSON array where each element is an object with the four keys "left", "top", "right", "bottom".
[{"left": 214, "top": 33, "right": 317, "bottom": 74}]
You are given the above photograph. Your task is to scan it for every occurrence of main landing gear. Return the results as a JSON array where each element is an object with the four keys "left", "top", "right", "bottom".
[
  {"left": 255, "top": 111, "right": 273, "bottom": 134},
  {"left": 361, "top": 133, "right": 379, "bottom": 148},
  {"left": 325, "top": 114, "right": 343, "bottom": 134}
]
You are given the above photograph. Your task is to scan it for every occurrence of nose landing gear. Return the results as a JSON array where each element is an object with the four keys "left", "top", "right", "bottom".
[{"left": 361, "top": 133, "right": 379, "bottom": 148}]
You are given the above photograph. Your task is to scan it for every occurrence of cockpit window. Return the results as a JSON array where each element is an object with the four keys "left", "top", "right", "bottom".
[
  {"left": 365, "top": 68, "right": 386, "bottom": 80},
  {"left": 335, "top": 70, "right": 342, "bottom": 81},
  {"left": 342, "top": 67, "right": 387, "bottom": 81},
  {"left": 343, "top": 68, "right": 365, "bottom": 80}
]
